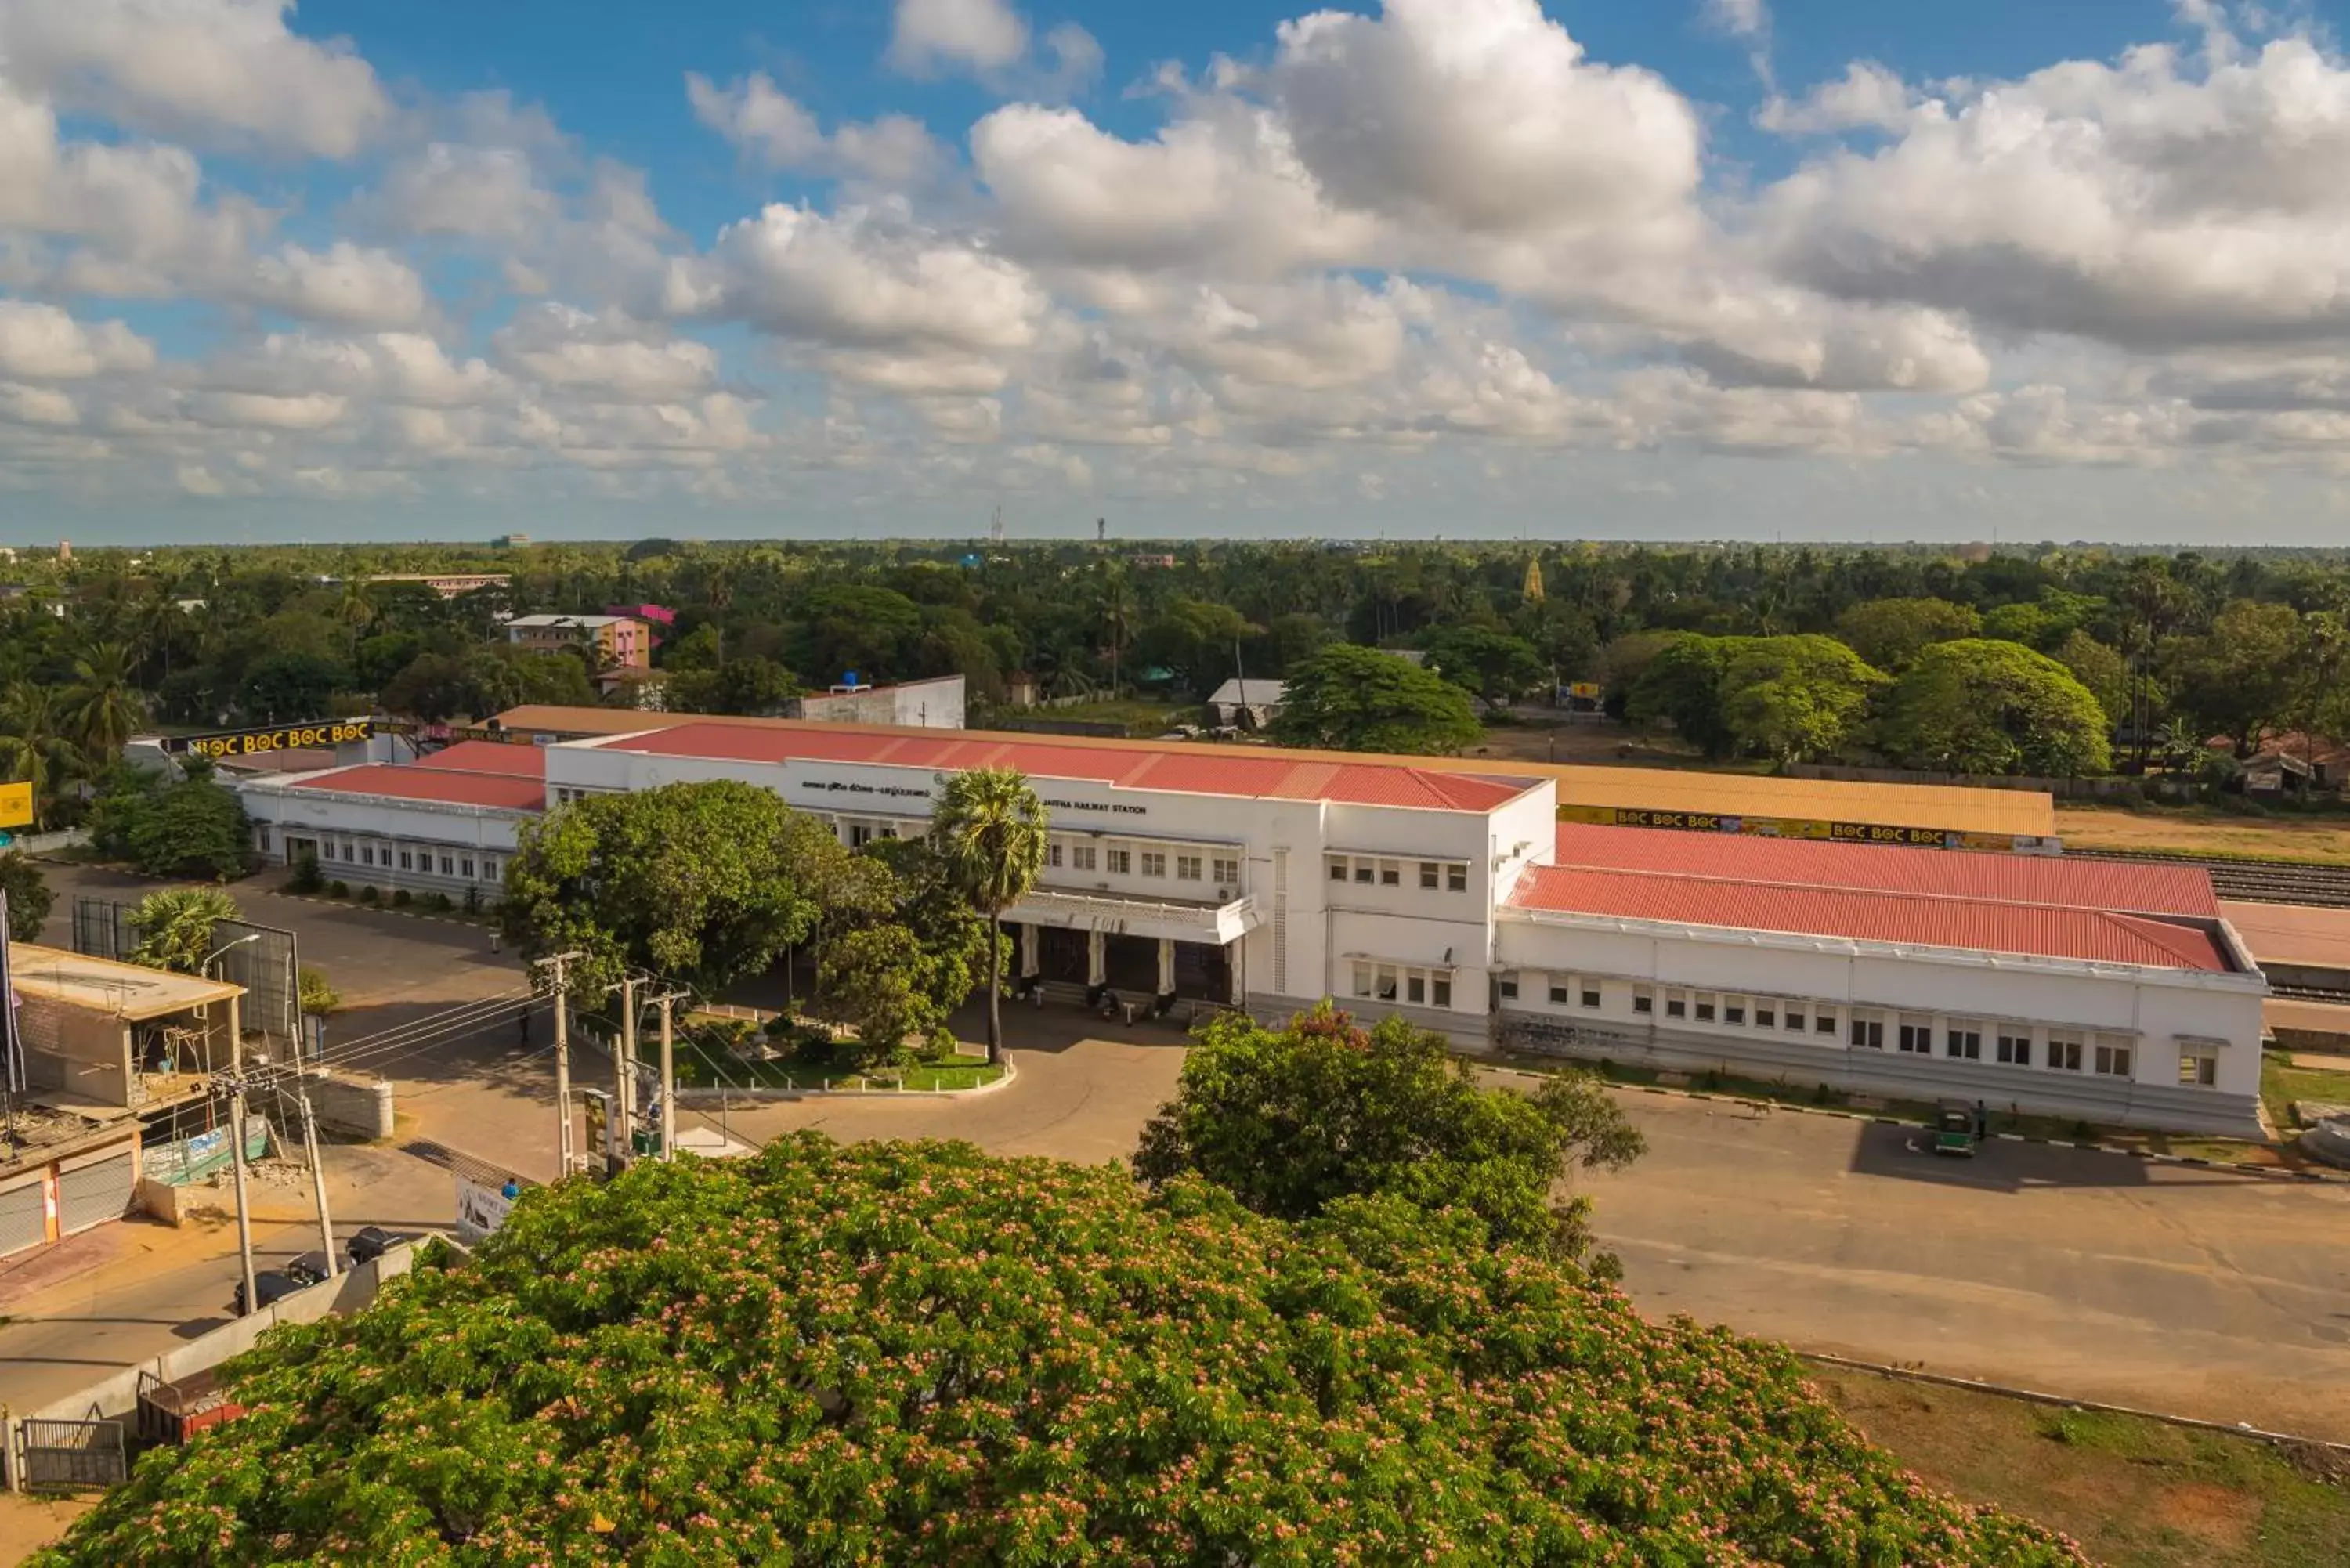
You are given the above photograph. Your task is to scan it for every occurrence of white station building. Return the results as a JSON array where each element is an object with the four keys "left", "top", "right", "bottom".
[{"left": 235, "top": 721, "right": 2269, "bottom": 1135}]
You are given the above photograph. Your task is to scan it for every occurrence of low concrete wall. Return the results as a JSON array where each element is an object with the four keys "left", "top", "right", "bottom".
[
  {"left": 132, "top": 1176, "right": 186, "bottom": 1228},
  {"left": 1493, "top": 1012, "right": 2266, "bottom": 1138},
  {"left": 1, "top": 1241, "right": 423, "bottom": 1489},
  {"left": 306, "top": 1069, "right": 396, "bottom": 1140}
]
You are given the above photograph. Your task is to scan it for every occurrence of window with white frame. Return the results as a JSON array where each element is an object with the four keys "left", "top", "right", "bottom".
[
  {"left": 1814, "top": 1007, "right": 1838, "bottom": 1037},
  {"left": 1946, "top": 1022, "right": 1983, "bottom": 1060},
  {"left": 1379, "top": 860, "right": 1401, "bottom": 887},
  {"left": 1213, "top": 856, "right": 1239, "bottom": 885},
  {"left": 1694, "top": 992, "right": 1716, "bottom": 1022},
  {"left": 2093, "top": 1036, "right": 2134, "bottom": 1078},
  {"left": 1177, "top": 854, "right": 1202, "bottom": 880},
  {"left": 1849, "top": 1011, "right": 1885, "bottom": 1050},
  {"left": 1140, "top": 851, "right": 1166, "bottom": 878},
  {"left": 1498, "top": 971, "right": 1519, "bottom": 1000},
  {"left": 1376, "top": 965, "right": 1399, "bottom": 1001},
  {"left": 1419, "top": 862, "right": 1439, "bottom": 890},
  {"left": 398, "top": 849, "right": 414, "bottom": 871},
  {"left": 1107, "top": 847, "right": 1132, "bottom": 875},
  {"left": 1754, "top": 1001, "right": 1776, "bottom": 1029},
  {"left": 1354, "top": 859, "right": 1374, "bottom": 884},
  {"left": 1723, "top": 997, "right": 1745, "bottom": 1025},
  {"left": 483, "top": 858, "right": 499, "bottom": 880},
  {"left": 1580, "top": 981, "right": 1602, "bottom": 1009},
  {"left": 1632, "top": 985, "right": 1654, "bottom": 1014},
  {"left": 1446, "top": 864, "right": 1467, "bottom": 892},
  {"left": 2178, "top": 1050, "right": 2217, "bottom": 1086},
  {"left": 1665, "top": 988, "right": 1687, "bottom": 1019},
  {"left": 1073, "top": 844, "right": 1097, "bottom": 872},
  {"left": 1780, "top": 1004, "right": 1803, "bottom": 1032},
  {"left": 1048, "top": 843, "right": 1063, "bottom": 868},
  {"left": 1352, "top": 962, "right": 1374, "bottom": 998},
  {"left": 1549, "top": 977, "right": 1571, "bottom": 1004},
  {"left": 439, "top": 854, "right": 454, "bottom": 876},
  {"left": 1996, "top": 1027, "right": 2031, "bottom": 1066},
  {"left": 361, "top": 845, "right": 375, "bottom": 866},
  {"left": 1896, "top": 1015, "right": 1932, "bottom": 1054},
  {"left": 849, "top": 824, "right": 872, "bottom": 848},
  {"left": 2048, "top": 1031, "right": 2084, "bottom": 1071},
  {"left": 461, "top": 858, "right": 475, "bottom": 880},
  {"left": 1328, "top": 855, "right": 1348, "bottom": 882},
  {"left": 255, "top": 827, "right": 271, "bottom": 853}
]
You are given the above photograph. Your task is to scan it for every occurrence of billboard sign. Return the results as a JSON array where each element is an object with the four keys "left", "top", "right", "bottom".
[
  {"left": 164, "top": 719, "right": 374, "bottom": 759},
  {"left": 0, "top": 780, "right": 30, "bottom": 829}
]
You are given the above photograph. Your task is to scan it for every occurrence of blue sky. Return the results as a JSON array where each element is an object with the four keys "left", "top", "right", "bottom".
[{"left": 5, "top": 0, "right": 2350, "bottom": 544}]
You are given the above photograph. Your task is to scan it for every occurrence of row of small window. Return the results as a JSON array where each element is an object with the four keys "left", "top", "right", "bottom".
[
  {"left": 1047, "top": 842, "right": 1242, "bottom": 886},
  {"left": 1502, "top": 974, "right": 2189, "bottom": 1083},
  {"left": 277, "top": 833, "right": 497, "bottom": 883},
  {"left": 550, "top": 786, "right": 615, "bottom": 807},
  {"left": 1326, "top": 854, "right": 1470, "bottom": 893},
  {"left": 1348, "top": 962, "right": 1455, "bottom": 1010}
]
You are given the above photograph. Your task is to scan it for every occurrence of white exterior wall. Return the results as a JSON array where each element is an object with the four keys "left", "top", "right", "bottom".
[
  {"left": 237, "top": 777, "right": 526, "bottom": 899},
  {"left": 1490, "top": 912, "right": 2266, "bottom": 1134}
]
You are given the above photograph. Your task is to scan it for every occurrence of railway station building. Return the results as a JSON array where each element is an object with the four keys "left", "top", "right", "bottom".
[{"left": 233, "top": 716, "right": 2268, "bottom": 1136}]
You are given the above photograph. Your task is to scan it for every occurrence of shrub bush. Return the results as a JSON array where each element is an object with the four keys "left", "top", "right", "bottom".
[
  {"left": 424, "top": 891, "right": 454, "bottom": 912},
  {"left": 327, "top": 880, "right": 349, "bottom": 898},
  {"left": 390, "top": 887, "right": 412, "bottom": 908},
  {"left": 358, "top": 884, "right": 379, "bottom": 905},
  {"left": 287, "top": 852, "right": 324, "bottom": 894}
]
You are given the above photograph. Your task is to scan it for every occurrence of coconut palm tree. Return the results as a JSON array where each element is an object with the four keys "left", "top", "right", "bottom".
[
  {"left": 128, "top": 885, "right": 242, "bottom": 974},
  {"left": 62, "top": 641, "right": 145, "bottom": 761},
  {"left": 0, "top": 684, "right": 85, "bottom": 831},
  {"left": 930, "top": 768, "right": 1047, "bottom": 1067}
]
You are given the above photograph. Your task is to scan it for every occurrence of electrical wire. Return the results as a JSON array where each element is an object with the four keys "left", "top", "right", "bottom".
[{"left": 306, "top": 986, "right": 535, "bottom": 1073}]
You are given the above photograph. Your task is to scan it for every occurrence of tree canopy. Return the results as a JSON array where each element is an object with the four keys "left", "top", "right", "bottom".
[
  {"left": 500, "top": 779, "right": 851, "bottom": 999},
  {"left": 1628, "top": 634, "right": 1883, "bottom": 763},
  {"left": 812, "top": 838, "right": 998, "bottom": 1066},
  {"left": 1421, "top": 624, "right": 1549, "bottom": 706},
  {"left": 0, "top": 852, "right": 52, "bottom": 941},
  {"left": 126, "top": 886, "right": 241, "bottom": 974},
  {"left": 38, "top": 1136, "right": 2084, "bottom": 1566},
  {"left": 87, "top": 764, "right": 251, "bottom": 879},
  {"left": 1136, "top": 1005, "right": 1643, "bottom": 1271},
  {"left": 930, "top": 768, "right": 1047, "bottom": 1064},
  {"left": 1271, "top": 642, "right": 1483, "bottom": 755},
  {"left": 1833, "top": 597, "right": 1982, "bottom": 672},
  {"left": 1875, "top": 639, "right": 2114, "bottom": 777}
]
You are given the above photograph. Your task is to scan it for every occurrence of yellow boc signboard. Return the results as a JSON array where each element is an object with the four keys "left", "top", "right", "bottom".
[
  {"left": 0, "top": 780, "right": 31, "bottom": 830},
  {"left": 164, "top": 718, "right": 374, "bottom": 760}
]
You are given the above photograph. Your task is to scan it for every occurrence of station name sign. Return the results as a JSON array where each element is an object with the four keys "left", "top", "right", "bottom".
[
  {"left": 166, "top": 719, "right": 374, "bottom": 758},
  {"left": 1563, "top": 803, "right": 1972, "bottom": 851}
]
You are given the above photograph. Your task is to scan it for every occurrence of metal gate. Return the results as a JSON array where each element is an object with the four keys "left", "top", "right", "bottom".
[
  {"left": 0, "top": 1176, "right": 45, "bottom": 1259},
  {"left": 57, "top": 1152, "right": 133, "bottom": 1235},
  {"left": 70, "top": 896, "right": 128, "bottom": 962},
  {"left": 16, "top": 1419, "right": 126, "bottom": 1491}
]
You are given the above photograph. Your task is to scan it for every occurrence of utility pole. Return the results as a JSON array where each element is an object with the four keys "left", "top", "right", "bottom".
[
  {"left": 649, "top": 991, "right": 686, "bottom": 1162},
  {"left": 225, "top": 995, "right": 258, "bottom": 1316},
  {"left": 295, "top": 1070, "right": 338, "bottom": 1278},
  {"left": 613, "top": 974, "right": 639, "bottom": 1174},
  {"left": 541, "top": 952, "right": 582, "bottom": 1177}
]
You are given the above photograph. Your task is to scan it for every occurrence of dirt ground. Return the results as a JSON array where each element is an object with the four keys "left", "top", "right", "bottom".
[
  {"left": 0, "top": 1494, "right": 92, "bottom": 1566},
  {"left": 2056, "top": 806, "right": 2350, "bottom": 865},
  {"left": 1462, "top": 719, "right": 1713, "bottom": 768},
  {"left": 1809, "top": 1367, "right": 2350, "bottom": 1568}
]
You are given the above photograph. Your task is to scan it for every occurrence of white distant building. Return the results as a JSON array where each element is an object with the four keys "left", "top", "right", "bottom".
[
  {"left": 233, "top": 719, "right": 2267, "bottom": 1136},
  {"left": 784, "top": 674, "right": 964, "bottom": 730}
]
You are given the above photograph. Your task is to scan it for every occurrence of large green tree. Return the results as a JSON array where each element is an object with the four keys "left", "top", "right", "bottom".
[
  {"left": 501, "top": 780, "right": 849, "bottom": 999},
  {"left": 2160, "top": 598, "right": 2302, "bottom": 757},
  {"left": 1875, "top": 639, "right": 2113, "bottom": 777},
  {"left": 61, "top": 641, "right": 146, "bottom": 760},
  {"left": 1421, "top": 624, "right": 1549, "bottom": 706},
  {"left": 36, "top": 1138, "right": 2082, "bottom": 1566},
  {"left": 88, "top": 765, "right": 251, "bottom": 879},
  {"left": 813, "top": 839, "right": 998, "bottom": 1066},
  {"left": 1833, "top": 597, "right": 1983, "bottom": 672},
  {"left": 1719, "top": 635, "right": 1885, "bottom": 764},
  {"left": 0, "top": 685, "right": 83, "bottom": 831},
  {"left": 929, "top": 768, "right": 1047, "bottom": 1066},
  {"left": 1136, "top": 1004, "right": 1643, "bottom": 1270},
  {"left": 1271, "top": 642, "right": 1483, "bottom": 755}
]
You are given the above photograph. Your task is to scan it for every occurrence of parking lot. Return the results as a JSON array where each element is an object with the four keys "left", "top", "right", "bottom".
[{"left": 9, "top": 864, "right": 2348, "bottom": 1441}]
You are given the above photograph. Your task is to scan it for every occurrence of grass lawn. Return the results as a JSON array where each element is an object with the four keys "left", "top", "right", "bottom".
[
  {"left": 1809, "top": 1365, "right": 2350, "bottom": 1568},
  {"left": 2264, "top": 1052, "right": 2350, "bottom": 1130},
  {"left": 992, "top": 699, "right": 1195, "bottom": 735},
  {"left": 2056, "top": 804, "right": 2350, "bottom": 865}
]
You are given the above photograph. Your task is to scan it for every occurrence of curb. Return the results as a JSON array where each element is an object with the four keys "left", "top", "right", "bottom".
[
  {"left": 1799, "top": 1351, "right": 2350, "bottom": 1457},
  {"left": 675, "top": 1053, "right": 1018, "bottom": 1103},
  {"left": 272, "top": 890, "right": 490, "bottom": 930},
  {"left": 1488, "top": 1064, "right": 2350, "bottom": 1187}
]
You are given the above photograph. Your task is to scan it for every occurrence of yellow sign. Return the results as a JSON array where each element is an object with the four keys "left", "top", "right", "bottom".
[
  {"left": 0, "top": 780, "right": 31, "bottom": 830},
  {"left": 1560, "top": 802, "right": 1964, "bottom": 850},
  {"left": 166, "top": 719, "right": 374, "bottom": 759}
]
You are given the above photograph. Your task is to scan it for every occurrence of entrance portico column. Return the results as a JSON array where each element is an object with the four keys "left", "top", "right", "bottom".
[
  {"left": 1086, "top": 929, "right": 1107, "bottom": 988},
  {"left": 1157, "top": 938, "right": 1176, "bottom": 997},
  {"left": 1228, "top": 940, "right": 1244, "bottom": 1006},
  {"left": 1020, "top": 922, "right": 1039, "bottom": 982}
]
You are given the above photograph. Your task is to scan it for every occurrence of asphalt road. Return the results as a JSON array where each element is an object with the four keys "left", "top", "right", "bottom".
[{"left": 13, "top": 864, "right": 2349, "bottom": 1440}]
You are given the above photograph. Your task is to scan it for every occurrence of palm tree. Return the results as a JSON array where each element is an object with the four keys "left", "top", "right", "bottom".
[
  {"left": 0, "top": 684, "right": 85, "bottom": 830},
  {"left": 62, "top": 641, "right": 145, "bottom": 761},
  {"left": 128, "top": 886, "right": 241, "bottom": 974},
  {"left": 931, "top": 768, "right": 1048, "bottom": 1067}
]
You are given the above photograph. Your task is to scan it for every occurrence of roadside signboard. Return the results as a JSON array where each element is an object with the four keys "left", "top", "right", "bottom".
[
  {"left": 163, "top": 719, "right": 374, "bottom": 759},
  {"left": 0, "top": 780, "right": 31, "bottom": 829},
  {"left": 454, "top": 1175, "right": 514, "bottom": 1245}
]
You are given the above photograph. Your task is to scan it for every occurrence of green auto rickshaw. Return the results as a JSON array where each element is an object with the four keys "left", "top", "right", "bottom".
[{"left": 1932, "top": 1099, "right": 1981, "bottom": 1157}]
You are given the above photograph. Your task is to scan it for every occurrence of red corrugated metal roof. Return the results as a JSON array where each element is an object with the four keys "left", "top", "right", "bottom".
[
  {"left": 1552, "top": 822, "right": 2218, "bottom": 917},
  {"left": 598, "top": 723, "right": 1531, "bottom": 811},
  {"left": 291, "top": 766, "right": 545, "bottom": 811},
  {"left": 1509, "top": 865, "right": 2230, "bottom": 972},
  {"left": 412, "top": 740, "right": 548, "bottom": 778}
]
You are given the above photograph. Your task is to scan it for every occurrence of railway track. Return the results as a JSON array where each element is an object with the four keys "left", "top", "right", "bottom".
[{"left": 2064, "top": 847, "right": 2350, "bottom": 909}]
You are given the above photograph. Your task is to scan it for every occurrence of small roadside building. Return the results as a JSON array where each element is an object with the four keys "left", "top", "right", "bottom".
[{"left": 2, "top": 945, "right": 244, "bottom": 1263}]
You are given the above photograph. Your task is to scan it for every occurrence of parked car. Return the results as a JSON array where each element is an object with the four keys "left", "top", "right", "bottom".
[
  {"left": 231, "top": 1269, "right": 305, "bottom": 1316},
  {"left": 346, "top": 1226, "right": 415, "bottom": 1265},
  {"left": 285, "top": 1252, "right": 334, "bottom": 1287}
]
